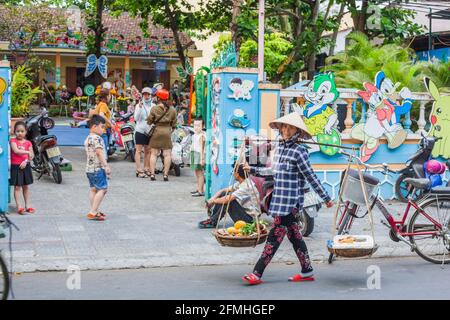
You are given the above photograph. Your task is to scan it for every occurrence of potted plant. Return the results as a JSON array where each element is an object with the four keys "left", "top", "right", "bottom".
[{"left": 11, "top": 66, "right": 42, "bottom": 133}]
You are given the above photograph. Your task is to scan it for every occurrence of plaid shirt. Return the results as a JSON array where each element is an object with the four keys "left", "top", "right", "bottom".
[{"left": 252, "top": 134, "right": 331, "bottom": 217}]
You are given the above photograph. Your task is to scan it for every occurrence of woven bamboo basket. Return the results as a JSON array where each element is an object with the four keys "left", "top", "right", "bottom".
[
  {"left": 213, "top": 228, "right": 268, "bottom": 248},
  {"left": 327, "top": 244, "right": 378, "bottom": 258}
]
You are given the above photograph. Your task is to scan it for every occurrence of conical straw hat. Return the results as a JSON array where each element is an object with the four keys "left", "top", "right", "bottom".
[{"left": 269, "top": 112, "right": 312, "bottom": 139}]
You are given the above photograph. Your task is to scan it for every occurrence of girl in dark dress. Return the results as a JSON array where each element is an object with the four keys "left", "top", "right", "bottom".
[{"left": 10, "top": 121, "right": 35, "bottom": 214}]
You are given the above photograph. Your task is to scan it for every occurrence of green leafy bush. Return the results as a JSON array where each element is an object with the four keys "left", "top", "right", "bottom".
[{"left": 11, "top": 66, "right": 42, "bottom": 117}]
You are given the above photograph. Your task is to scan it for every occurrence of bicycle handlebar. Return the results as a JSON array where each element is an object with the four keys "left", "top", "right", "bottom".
[{"left": 339, "top": 151, "right": 397, "bottom": 174}]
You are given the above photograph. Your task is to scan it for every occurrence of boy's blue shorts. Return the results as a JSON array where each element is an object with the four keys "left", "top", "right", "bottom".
[{"left": 86, "top": 169, "right": 108, "bottom": 190}]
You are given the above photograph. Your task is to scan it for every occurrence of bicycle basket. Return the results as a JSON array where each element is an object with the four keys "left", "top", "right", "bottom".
[{"left": 340, "top": 169, "right": 380, "bottom": 205}]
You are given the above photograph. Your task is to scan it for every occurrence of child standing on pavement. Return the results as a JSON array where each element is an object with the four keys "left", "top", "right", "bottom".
[
  {"left": 10, "top": 121, "right": 35, "bottom": 214},
  {"left": 84, "top": 115, "right": 111, "bottom": 221},
  {"left": 190, "top": 119, "right": 206, "bottom": 197}
]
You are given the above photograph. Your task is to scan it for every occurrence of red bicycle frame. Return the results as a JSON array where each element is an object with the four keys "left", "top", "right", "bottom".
[
  {"left": 337, "top": 196, "right": 443, "bottom": 238},
  {"left": 374, "top": 197, "right": 443, "bottom": 237}
]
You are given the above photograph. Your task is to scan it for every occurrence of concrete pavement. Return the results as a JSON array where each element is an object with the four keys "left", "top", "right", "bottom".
[
  {"left": 10, "top": 257, "right": 450, "bottom": 299},
  {"left": 1, "top": 146, "right": 416, "bottom": 273}
]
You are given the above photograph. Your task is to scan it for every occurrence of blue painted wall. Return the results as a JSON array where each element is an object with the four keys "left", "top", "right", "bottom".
[
  {"left": 417, "top": 48, "right": 449, "bottom": 62},
  {"left": 209, "top": 70, "right": 260, "bottom": 196},
  {"left": 0, "top": 65, "right": 11, "bottom": 213}
]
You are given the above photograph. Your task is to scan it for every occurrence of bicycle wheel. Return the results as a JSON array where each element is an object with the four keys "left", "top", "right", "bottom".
[
  {"left": 408, "top": 196, "right": 450, "bottom": 264},
  {"left": 0, "top": 253, "right": 9, "bottom": 300}
]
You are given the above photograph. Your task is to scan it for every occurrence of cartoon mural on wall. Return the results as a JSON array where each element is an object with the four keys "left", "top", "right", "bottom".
[
  {"left": 211, "top": 76, "right": 221, "bottom": 175},
  {"left": 424, "top": 77, "right": 450, "bottom": 159},
  {"left": 375, "top": 71, "right": 413, "bottom": 128},
  {"left": 228, "top": 78, "right": 254, "bottom": 101},
  {"left": 228, "top": 108, "right": 250, "bottom": 129},
  {"left": 85, "top": 54, "right": 108, "bottom": 79},
  {"left": 351, "top": 82, "right": 408, "bottom": 162},
  {"left": 301, "top": 72, "right": 341, "bottom": 155}
]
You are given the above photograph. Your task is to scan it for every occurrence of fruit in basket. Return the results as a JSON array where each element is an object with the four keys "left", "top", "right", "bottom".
[
  {"left": 241, "top": 220, "right": 268, "bottom": 236},
  {"left": 226, "top": 227, "right": 238, "bottom": 235},
  {"left": 234, "top": 220, "right": 247, "bottom": 230}
]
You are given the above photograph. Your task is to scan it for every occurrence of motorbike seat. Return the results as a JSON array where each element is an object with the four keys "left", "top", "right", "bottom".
[
  {"left": 37, "top": 134, "right": 57, "bottom": 145},
  {"left": 430, "top": 186, "right": 450, "bottom": 195},
  {"left": 403, "top": 178, "right": 430, "bottom": 190}
]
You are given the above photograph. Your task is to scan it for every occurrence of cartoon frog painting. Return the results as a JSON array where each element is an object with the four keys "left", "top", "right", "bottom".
[
  {"left": 301, "top": 72, "right": 340, "bottom": 154},
  {"left": 424, "top": 77, "right": 450, "bottom": 159}
]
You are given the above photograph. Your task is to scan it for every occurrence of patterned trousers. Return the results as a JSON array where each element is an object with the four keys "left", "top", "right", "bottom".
[{"left": 253, "top": 212, "right": 313, "bottom": 277}]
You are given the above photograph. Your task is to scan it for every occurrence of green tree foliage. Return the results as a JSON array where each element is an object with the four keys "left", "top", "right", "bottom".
[
  {"left": 366, "top": 6, "right": 424, "bottom": 44},
  {"left": 421, "top": 59, "right": 450, "bottom": 93},
  {"left": 324, "top": 32, "right": 424, "bottom": 91},
  {"left": 239, "top": 33, "right": 293, "bottom": 83},
  {"left": 112, "top": 0, "right": 232, "bottom": 71},
  {"left": 0, "top": 2, "right": 65, "bottom": 67}
]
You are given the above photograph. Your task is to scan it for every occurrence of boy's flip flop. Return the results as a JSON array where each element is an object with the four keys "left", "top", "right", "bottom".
[
  {"left": 242, "top": 274, "right": 263, "bottom": 285},
  {"left": 289, "top": 274, "right": 315, "bottom": 282}
]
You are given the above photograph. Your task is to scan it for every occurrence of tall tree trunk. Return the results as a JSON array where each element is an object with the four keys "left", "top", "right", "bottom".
[
  {"left": 328, "top": 2, "right": 346, "bottom": 57},
  {"left": 352, "top": 0, "right": 369, "bottom": 33},
  {"left": 164, "top": 1, "right": 187, "bottom": 70},
  {"left": 307, "top": 0, "right": 320, "bottom": 80},
  {"left": 230, "top": 0, "right": 243, "bottom": 61},
  {"left": 95, "top": 0, "right": 104, "bottom": 58}
]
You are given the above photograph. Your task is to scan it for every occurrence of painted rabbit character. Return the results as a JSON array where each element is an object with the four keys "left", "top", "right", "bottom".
[
  {"left": 351, "top": 83, "right": 407, "bottom": 162},
  {"left": 424, "top": 77, "right": 450, "bottom": 159},
  {"left": 375, "top": 71, "right": 413, "bottom": 129}
]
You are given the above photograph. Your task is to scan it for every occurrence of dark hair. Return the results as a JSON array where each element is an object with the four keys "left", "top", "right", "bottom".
[
  {"left": 14, "top": 121, "right": 26, "bottom": 132},
  {"left": 88, "top": 115, "right": 106, "bottom": 128},
  {"left": 231, "top": 78, "right": 242, "bottom": 85},
  {"left": 233, "top": 163, "right": 246, "bottom": 179}
]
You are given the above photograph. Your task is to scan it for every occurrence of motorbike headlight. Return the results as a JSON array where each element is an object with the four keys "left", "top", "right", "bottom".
[{"left": 42, "top": 117, "right": 55, "bottom": 130}]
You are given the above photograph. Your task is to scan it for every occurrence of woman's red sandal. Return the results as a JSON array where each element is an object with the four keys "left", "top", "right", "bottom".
[
  {"left": 289, "top": 274, "right": 315, "bottom": 282},
  {"left": 242, "top": 274, "right": 263, "bottom": 285},
  {"left": 26, "top": 207, "right": 35, "bottom": 214},
  {"left": 17, "top": 208, "right": 26, "bottom": 215},
  {"left": 87, "top": 212, "right": 105, "bottom": 221}
]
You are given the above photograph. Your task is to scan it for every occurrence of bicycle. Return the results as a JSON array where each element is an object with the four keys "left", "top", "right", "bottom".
[
  {"left": 329, "top": 152, "right": 450, "bottom": 265},
  {"left": 0, "top": 213, "right": 10, "bottom": 300}
]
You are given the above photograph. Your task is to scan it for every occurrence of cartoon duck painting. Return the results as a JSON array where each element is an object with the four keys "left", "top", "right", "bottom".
[
  {"left": 301, "top": 72, "right": 341, "bottom": 155},
  {"left": 375, "top": 71, "right": 413, "bottom": 129}
]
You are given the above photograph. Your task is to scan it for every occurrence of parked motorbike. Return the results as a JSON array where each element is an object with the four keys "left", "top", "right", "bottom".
[
  {"left": 394, "top": 133, "right": 442, "bottom": 202},
  {"left": 113, "top": 113, "right": 136, "bottom": 162},
  {"left": 244, "top": 135, "right": 320, "bottom": 236},
  {"left": 171, "top": 126, "right": 194, "bottom": 176},
  {"left": 25, "top": 108, "right": 63, "bottom": 184},
  {"left": 157, "top": 126, "right": 194, "bottom": 176}
]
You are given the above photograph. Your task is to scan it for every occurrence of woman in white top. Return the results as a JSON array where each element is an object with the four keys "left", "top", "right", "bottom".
[{"left": 133, "top": 87, "right": 153, "bottom": 178}]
